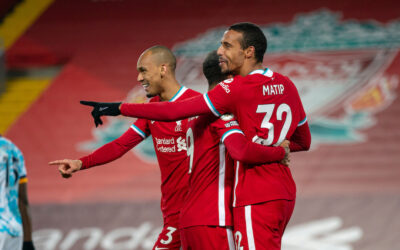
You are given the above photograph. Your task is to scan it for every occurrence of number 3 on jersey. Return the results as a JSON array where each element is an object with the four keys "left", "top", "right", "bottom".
[{"left": 253, "top": 103, "right": 292, "bottom": 146}]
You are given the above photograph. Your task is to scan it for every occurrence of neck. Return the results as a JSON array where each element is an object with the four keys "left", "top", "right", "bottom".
[
  {"left": 159, "top": 77, "right": 182, "bottom": 101},
  {"left": 238, "top": 61, "right": 264, "bottom": 76},
  {"left": 208, "top": 83, "right": 218, "bottom": 91}
]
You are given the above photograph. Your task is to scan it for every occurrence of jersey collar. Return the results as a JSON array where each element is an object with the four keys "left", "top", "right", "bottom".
[
  {"left": 248, "top": 68, "right": 273, "bottom": 77},
  {"left": 169, "top": 86, "right": 188, "bottom": 102}
]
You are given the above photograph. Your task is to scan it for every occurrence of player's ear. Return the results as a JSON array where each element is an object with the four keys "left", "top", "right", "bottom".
[
  {"left": 160, "top": 64, "right": 167, "bottom": 77},
  {"left": 244, "top": 46, "right": 255, "bottom": 59}
]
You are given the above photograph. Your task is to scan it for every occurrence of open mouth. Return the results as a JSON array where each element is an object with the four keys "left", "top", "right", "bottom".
[
  {"left": 219, "top": 58, "right": 227, "bottom": 66},
  {"left": 142, "top": 82, "right": 150, "bottom": 91}
]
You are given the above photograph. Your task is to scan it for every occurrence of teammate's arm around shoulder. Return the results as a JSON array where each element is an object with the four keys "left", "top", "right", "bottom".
[
  {"left": 215, "top": 114, "right": 289, "bottom": 165},
  {"left": 223, "top": 133, "right": 288, "bottom": 165}
]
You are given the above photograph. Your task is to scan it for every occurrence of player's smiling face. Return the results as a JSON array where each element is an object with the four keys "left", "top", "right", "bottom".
[
  {"left": 217, "top": 30, "right": 246, "bottom": 75},
  {"left": 137, "top": 53, "right": 163, "bottom": 98}
]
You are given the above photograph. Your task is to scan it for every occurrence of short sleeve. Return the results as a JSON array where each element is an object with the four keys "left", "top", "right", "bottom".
[
  {"left": 12, "top": 143, "right": 26, "bottom": 180},
  {"left": 204, "top": 77, "right": 240, "bottom": 117},
  {"left": 211, "top": 114, "right": 244, "bottom": 142}
]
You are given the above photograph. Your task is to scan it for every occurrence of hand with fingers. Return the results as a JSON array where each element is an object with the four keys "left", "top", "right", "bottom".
[
  {"left": 279, "top": 140, "right": 290, "bottom": 166},
  {"left": 80, "top": 101, "right": 122, "bottom": 127},
  {"left": 49, "top": 159, "right": 83, "bottom": 178}
]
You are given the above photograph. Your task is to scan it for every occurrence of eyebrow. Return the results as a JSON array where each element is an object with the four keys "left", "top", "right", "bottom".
[{"left": 222, "top": 41, "right": 232, "bottom": 47}]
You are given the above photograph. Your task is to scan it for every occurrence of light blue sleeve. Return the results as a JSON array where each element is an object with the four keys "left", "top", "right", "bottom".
[{"left": 13, "top": 145, "right": 26, "bottom": 179}]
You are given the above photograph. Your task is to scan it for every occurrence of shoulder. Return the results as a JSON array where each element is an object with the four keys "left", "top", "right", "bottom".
[
  {"left": 0, "top": 137, "right": 18, "bottom": 152},
  {"left": 183, "top": 88, "right": 202, "bottom": 97},
  {"left": 0, "top": 138, "right": 24, "bottom": 162},
  {"left": 246, "top": 68, "right": 275, "bottom": 81},
  {"left": 223, "top": 75, "right": 242, "bottom": 85},
  {"left": 171, "top": 86, "right": 200, "bottom": 101},
  {"left": 214, "top": 75, "right": 243, "bottom": 94}
]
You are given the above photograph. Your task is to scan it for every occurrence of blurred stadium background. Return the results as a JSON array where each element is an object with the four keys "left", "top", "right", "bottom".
[{"left": 0, "top": 0, "right": 399, "bottom": 249}]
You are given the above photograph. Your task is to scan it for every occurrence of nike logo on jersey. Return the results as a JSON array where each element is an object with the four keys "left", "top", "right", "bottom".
[{"left": 99, "top": 107, "right": 109, "bottom": 112}]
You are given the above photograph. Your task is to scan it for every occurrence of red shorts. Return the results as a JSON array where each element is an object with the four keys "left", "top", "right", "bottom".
[
  {"left": 153, "top": 213, "right": 181, "bottom": 250},
  {"left": 233, "top": 199, "right": 295, "bottom": 250},
  {"left": 180, "top": 226, "right": 235, "bottom": 250}
]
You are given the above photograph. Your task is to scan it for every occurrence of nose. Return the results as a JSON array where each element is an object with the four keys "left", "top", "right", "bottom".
[
  {"left": 217, "top": 45, "right": 223, "bottom": 57},
  {"left": 137, "top": 73, "right": 143, "bottom": 82}
]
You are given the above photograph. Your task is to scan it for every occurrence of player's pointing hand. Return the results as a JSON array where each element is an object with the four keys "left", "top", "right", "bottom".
[
  {"left": 80, "top": 101, "right": 122, "bottom": 127},
  {"left": 49, "top": 159, "right": 82, "bottom": 178}
]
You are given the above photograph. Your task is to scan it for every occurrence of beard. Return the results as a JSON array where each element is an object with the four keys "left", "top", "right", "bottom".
[{"left": 146, "top": 93, "right": 156, "bottom": 98}]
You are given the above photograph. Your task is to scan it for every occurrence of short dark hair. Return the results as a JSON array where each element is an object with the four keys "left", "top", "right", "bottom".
[
  {"left": 203, "top": 50, "right": 228, "bottom": 86},
  {"left": 147, "top": 45, "right": 177, "bottom": 71},
  {"left": 229, "top": 22, "right": 267, "bottom": 63}
]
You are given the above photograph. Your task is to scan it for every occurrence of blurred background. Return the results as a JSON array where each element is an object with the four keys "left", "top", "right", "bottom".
[{"left": 0, "top": 0, "right": 399, "bottom": 249}]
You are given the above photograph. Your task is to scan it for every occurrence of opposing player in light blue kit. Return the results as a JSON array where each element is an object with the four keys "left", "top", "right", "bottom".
[{"left": 0, "top": 135, "right": 35, "bottom": 250}]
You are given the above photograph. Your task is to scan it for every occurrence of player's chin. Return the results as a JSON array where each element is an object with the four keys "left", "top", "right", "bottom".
[
  {"left": 221, "top": 66, "right": 230, "bottom": 74},
  {"left": 146, "top": 92, "right": 156, "bottom": 98}
]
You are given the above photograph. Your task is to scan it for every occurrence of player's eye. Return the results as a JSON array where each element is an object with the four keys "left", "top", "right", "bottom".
[{"left": 223, "top": 42, "right": 231, "bottom": 48}]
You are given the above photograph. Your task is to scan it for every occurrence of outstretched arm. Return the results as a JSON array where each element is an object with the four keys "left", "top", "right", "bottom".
[
  {"left": 80, "top": 95, "right": 212, "bottom": 125},
  {"left": 80, "top": 128, "right": 144, "bottom": 169},
  {"left": 49, "top": 128, "right": 144, "bottom": 178},
  {"left": 120, "top": 95, "right": 210, "bottom": 120}
]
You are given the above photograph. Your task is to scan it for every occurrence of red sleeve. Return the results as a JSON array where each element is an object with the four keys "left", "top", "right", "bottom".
[
  {"left": 131, "top": 118, "right": 150, "bottom": 138},
  {"left": 223, "top": 133, "right": 285, "bottom": 164},
  {"left": 80, "top": 127, "right": 144, "bottom": 169},
  {"left": 212, "top": 115, "right": 285, "bottom": 164},
  {"left": 205, "top": 78, "right": 238, "bottom": 116},
  {"left": 121, "top": 95, "right": 211, "bottom": 121},
  {"left": 289, "top": 121, "right": 311, "bottom": 152}
]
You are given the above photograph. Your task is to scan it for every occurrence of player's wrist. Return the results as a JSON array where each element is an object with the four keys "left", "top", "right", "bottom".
[
  {"left": 77, "top": 160, "right": 83, "bottom": 170},
  {"left": 78, "top": 157, "right": 90, "bottom": 170}
]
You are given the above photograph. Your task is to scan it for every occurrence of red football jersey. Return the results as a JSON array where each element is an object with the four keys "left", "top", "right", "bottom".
[
  {"left": 132, "top": 86, "right": 201, "bottom": 218},
  {"left": 179, "top": 113, "right": 243, "bottom": 229},
  {"left": 205, "top": 68, "right": 307, "bottom": 207}
]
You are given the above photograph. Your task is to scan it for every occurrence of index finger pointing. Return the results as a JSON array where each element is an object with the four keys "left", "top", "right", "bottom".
[
  {"left": 80, "top": 101, "right": 97, "bottom": 107},
  {"left": 49, "top": 159, "right": 70, "bottom": 165}
]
